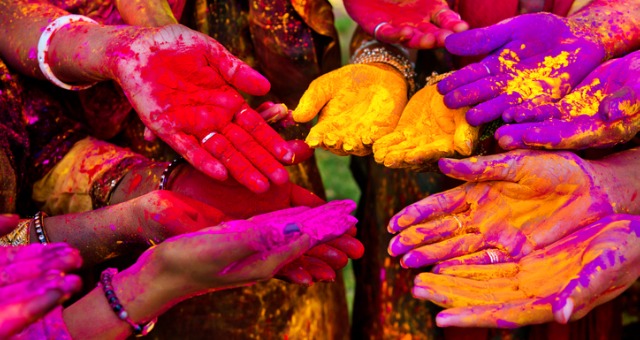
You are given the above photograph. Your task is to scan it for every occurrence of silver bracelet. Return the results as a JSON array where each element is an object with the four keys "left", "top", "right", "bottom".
[{"left": 351, "top": 46, "right": 417, "bottom": 96}]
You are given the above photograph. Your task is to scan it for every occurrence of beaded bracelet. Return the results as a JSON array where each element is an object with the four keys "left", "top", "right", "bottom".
[
  {"left": 351, "top": 45, "right": 417, "bottom": 96},
  {"left": 37, "top": 15, "right": 100, "bottom": 90},
  {"left": 99, "top": 268, "right": 157, "bottom": 337},
  {"left": 158, "top": 157, "right": 185, "bottom": 190},
  {"left": 33, "top": 211, "right": 50, "bottom": 245}
]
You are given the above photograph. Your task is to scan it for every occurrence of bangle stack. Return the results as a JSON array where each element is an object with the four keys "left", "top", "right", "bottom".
[
  {"left": 158, "top": 157, "right": 185, "bottom": 190},
  {"left": 33, "top": 211, "right": 50, "bottom": 245},
  {"left": 99, "top": 268, "right": 157, "bottom": 337},
  {"left": 351, "top": 45, "right": 417, "bottom": 96},
  {"left": 37, "top": 14, "right": 100, "bottom": 90}
]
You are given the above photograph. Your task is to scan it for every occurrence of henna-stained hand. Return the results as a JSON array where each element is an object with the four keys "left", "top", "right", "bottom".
[
  {"left": 496, "top": 50, "right": 640, "bottom": 150},
  {"left": 344, "top": 0, "right": 468, "bottom": 49},
  {"left": 293, "top": 64, "right": 408, "bottom": 156},
  {"left": 111, "top": 25, "right": 304, "bottom": 193},
  {"left": 372, "top": 81, "right": 478, "bottom": 170},
  {"left": 388, "top": 150, "right": 617, "bottom": 267},
  {"left": 438, "top": 13, "right": 606, "bottom": 126},
  {"left": 412, "top": 214, "right": 640, "bottom": 328}
]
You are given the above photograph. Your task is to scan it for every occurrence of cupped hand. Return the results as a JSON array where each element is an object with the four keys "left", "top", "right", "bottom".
[
  {"left": 438, "top": 13, "right": 606, "bottom": 126},
  {"left": 344, "top": 0, "right": 468, "bottom": 49},
  {"left": 388, "top": 150, "right": 616, "bottom": 268},
  {"left": 372, "top": 79, "right": 478, "bottom": 170},
  {"left": 0, "top": 243, "right": 82, "bottom": 338},
  {"left": 496, "top": 50, "right": 640, "bottom": 150},
  {"left": 147, "top": 200, "right": 358, "bottom": 293},
  {"left": 293, "top": 64, "right": 408, "bottom": 156},
  {"left": 412, "top": 214, "right": 640, "bottom": 328},
  {"left": 110, "top": 24, "right": 302, "bottom": 193}
]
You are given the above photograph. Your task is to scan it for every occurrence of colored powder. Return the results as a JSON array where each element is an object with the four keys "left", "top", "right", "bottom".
[{"left": 501, "top": 49, "right": 573, "bottom": 101}]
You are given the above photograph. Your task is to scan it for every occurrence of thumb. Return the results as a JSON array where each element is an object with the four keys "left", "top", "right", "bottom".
[
  {"left": 444, "top": 18, "right": 513, "bottom": 56},
  {"left": 437, "top": 150, "right": 531, "bottom": 182},
  {"left": 598, "top": 85, "right": 640, "bottom": 121},
  {"left": 293, "top": 73, "right": 336, "bottom": 123}
]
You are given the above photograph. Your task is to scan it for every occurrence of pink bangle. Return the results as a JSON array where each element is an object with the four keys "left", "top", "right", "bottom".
[{"left": 37, "top": 14, "right": 100, "bottom": 91}]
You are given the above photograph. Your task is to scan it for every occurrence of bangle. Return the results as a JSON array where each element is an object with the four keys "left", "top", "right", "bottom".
[
  {"left": 0, "top": 219, "right": 31, "bottom": 246},
  {"left": 33, "top": 211, "right": 50, "bottom": 245},
  {"left": 158, "top": 157, "right": 185, "bottom": 190},
  {"left": 99, "top": 268, "right": 157, "bottom": 337},
  {"left": 37, "top": 15, "right": 100, "bottom": 91},
  {"left": 351, "top": 45, "right": 417, "bottom": 96},
  {"left": 90, "top": 156, "right": 148, "bottom": 209}
]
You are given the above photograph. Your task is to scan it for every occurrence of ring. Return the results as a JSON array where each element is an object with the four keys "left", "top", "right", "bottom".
[
  {"left": 483, "top": 64, "right": 491, "bottom": 75},
  {"left": 486, "top": 249, "right": 501, "bottom": 264},
  {"left": 201, "top": 131, "right": 217, "bottom": 145},
  {"left": 452, "top": 215, "right": 463, "bottom": 231},
  {"left": 432, "top": 8, "right": 461, "bottom": 21},
  {"left": 373, "top": 22, "right": 388, "bottom": 41}
]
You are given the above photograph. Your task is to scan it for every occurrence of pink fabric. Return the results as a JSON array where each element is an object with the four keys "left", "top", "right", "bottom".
[{"left": 47, "top": 0, "right": 186, "bottom": 25}]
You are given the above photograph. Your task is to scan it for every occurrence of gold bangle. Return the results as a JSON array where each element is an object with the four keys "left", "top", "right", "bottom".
[
  {"left": 0, "top": 219, "right": 31, "bottom": 246},
  {"left": 351, "top": 46, "right": 417, "bottom": 96}
]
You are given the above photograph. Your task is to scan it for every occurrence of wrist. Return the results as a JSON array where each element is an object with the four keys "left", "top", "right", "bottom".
[
  {"left": 108, "top": 161, "right": 165, "bottom": 206},
  {"left": 351, "top": 41, "right": 417, "bottom": 96}
]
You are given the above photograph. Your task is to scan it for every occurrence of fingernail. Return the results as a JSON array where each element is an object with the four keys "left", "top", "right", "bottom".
[
  {"left": 402, "top": 252, "right": 427, "bottom": 268},
  {"left": 283, "top": 222, "right": 301, "bottom": 235},
  {"left": 554, "top": 297, "right": 574, "bottom": 324}
]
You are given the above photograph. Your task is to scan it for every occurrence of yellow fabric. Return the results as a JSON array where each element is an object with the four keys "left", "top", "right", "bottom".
[{"left": 32, "top": 137, "right": 138, "bottom": 215}]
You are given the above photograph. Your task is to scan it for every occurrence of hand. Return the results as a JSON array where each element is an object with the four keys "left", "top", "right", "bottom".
[
  {"left": 126, "top": 190, "right": 227, "bottom": 246},
  {"left": 412, "top": 214, "right": 640, "bottom": 328},
  {"left": 0, "top": 243, "right": 82, "bottom": 338},
  {"left": 293, "top": 64, "right": 408, "bottom": 156},
  {"left": 110, "top": 24, "right": 303, "bottom": 193},
  {"left": 388, "top": 150, "right": 616, "bottom": 267},
  {"left": 277, "top": 225, "right": 364, "bottom": 285},
  {"left": 146, "top": 200, "right": 358, "bottom": 294},
  {"left": 496, "top": 50, "right": 640, "bottom": 150},
  {"left": 344, "top": 0, "right": 468, "bottom": 49},
  {"left": 372, "top": 80, "right": 478, "bottom": 170},
  {"left": 437, "top": 13, "right": 606, "bottom": 126}
]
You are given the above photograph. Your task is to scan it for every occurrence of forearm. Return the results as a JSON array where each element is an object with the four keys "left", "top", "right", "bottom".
[
  {"left": 589, "top": 147, "right": 640, "bottom": 214},
  {"left": 569, "top": 0, "right": 640, "bottom": 58},
  {"left": 0, "top": 0, "right": 135, "bottom": 83},
  {"left": 63, "top": 256, "right": 183, "bottom": 339},
  {"left": 114, "top": 0, "right": 179, "bottom": 27}
]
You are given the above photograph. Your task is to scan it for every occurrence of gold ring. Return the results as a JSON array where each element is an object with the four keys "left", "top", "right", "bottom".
[{"left": 373, "top": 22, "right": 388, "bottom": 41}]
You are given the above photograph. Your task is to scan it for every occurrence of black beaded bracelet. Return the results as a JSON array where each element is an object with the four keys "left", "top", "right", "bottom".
[
  {"left": 99, "top": 268, "right": 157, "bottom": 337},
  {"left": 158, "top": 157, "right": 185, "bottom": 190},
  {"left": 33, "top": 211, "right": 50, "bottom": 245}
]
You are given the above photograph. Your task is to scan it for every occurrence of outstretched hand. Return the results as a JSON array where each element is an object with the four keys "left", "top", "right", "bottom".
[
  {"left": 496, "top": 50, "right": 640, "bottom": 150},
  {"left": 293, "top": 64, "right": 408, "bottom": 156},
  {"left": 147, "top": 200, "right": 359, "bottom": 294},
  {"left": 412, "top": 214, "right": 640, "bottom": 328},
  {"left": 388, "top": 150, "right": 616, "bottom": 268},
  {"left": 111, "top": 25, "right": 304, "bottom": 193},
  {"left": 438, "top": 13, "right": 606, "bottom": 126},
  {"left": 344, "top": 0, "right": 468, "bottom": 49},
  {"left": 372, "top": 79, "right": 478, "bottom": 170}
]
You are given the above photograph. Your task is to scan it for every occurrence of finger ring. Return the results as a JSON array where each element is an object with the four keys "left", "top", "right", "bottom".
[
  {"left": 486, "top": 249, "right": 501, "bottom": 264},
  {"left": 452, "top": 215, "right": 463, "bottom": 231},
  {"left": 483, "top": 64, "right": 491, "bottom": 75},
  {"left": 432, "top": 8, "right": 449, "bottom": 21},
  {"left": 201, "top": 131, "right": 217, "bottom": 145},
  {"left": 373, "top": 22, "right": 388, "bottom": 41}
]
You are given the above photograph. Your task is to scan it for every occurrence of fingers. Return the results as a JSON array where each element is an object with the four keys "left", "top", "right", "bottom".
[
  {"left": 285, "top": 140, "right": 314, "bottom": 164},
  {"left": 388, "top": 216, "right": 462, "bottom": 256},
  {"left": 201, "top": 131, "right": 269, "bottom": 193},
  {"left": 0, "top": 243, "right": 82, "bottom": 269},
  {"left": 503, "top": 102, "right": 561, "bottom": 123},
  {"left": 234, "top": 106, "right": 295, "bottom": 164},
  {"left": 293, "top": 74, "right": 335, "bottom": 123},
  {"left": 298, "top": 200, "right": 359, "bottom": 244},
  {"left": 0, "top": 248, "right": 82, "bottom": 287},
  {"left": 598, "top": 85, "right": 640, "bottom": 121},
  {"left": 0, "top": 273, "right": 82, "bottom": 338},
  {"left": 223, "top": 124, "right": 289, "bottom": 185},
  {"left": 433, "top": 249, "right": 514, "bottom": 275},
  {"left": 443, "top": 21, "right": 513, "bottom": 56},
  {"left": 388, "top": 186, "right": 468, "bottom": 232},
  {"left": 401, "top": 233, "right": 485, "bottom": 268},
  {"left": 168, "top": 132, "right": 228, "bottom": 181},
  {"left": 289, "top": 184, "right": 325, "bottom": 208},
  {"left": 206, "top": 41, "right": 270, "bottom": 96},
  {"left": 297, "top": 256, "right": 337, "bottom": 282},
  {"left": 413, "top": 272, "right": 521, "bottom": 307},
  {"left": 276, "top": 261, "right": 313, "bottom": 286},
  {"left": 305, "top": 244, "right": 349, "bottom": 270},
  {"left": 437, "top": 151, "right": 530, "bottom": 182},
  {"left": 465, "top": 92, "right": 522, "bottom": 126},
  {"left": 432, "top": 7, "right": 468, "bottom": 33},
  {"left": 374, "top": 24, "right": 415, "bottom": 45},
  {"left": 326, "top": 234, "right": 364, "bottom": 260},
  {"left": 0, "top": 214, "right": 19, "bottom": 237},
  {"left": 435, "top": 300, "right": 553, "bottom": 328},
  {"left": 442, "top": 74, "right": 509, "bottom": 113},
  {"left": 452, "top": 114, "right": 478, "bottom": 156}
]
